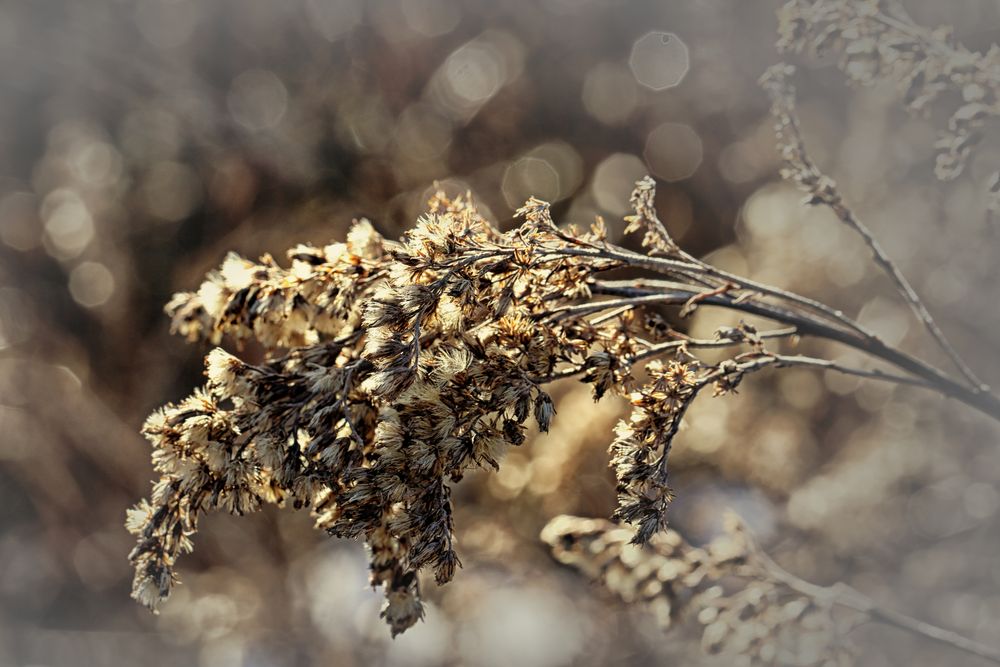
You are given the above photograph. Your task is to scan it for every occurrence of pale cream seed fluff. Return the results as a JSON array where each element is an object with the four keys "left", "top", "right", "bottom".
[{"left": 218, "top": 252, "right": 257, "bottom": 290}]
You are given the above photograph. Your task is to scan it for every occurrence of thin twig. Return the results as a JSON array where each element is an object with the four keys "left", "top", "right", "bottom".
[
  {"left": 761, "top": 63, "right": 986, "bottom": 391},
  {"left": 541, "top": 291, "right": 694, "bottom": 321},
  {"left": 540, "top": 336, "right": 933, "bottom": 396},
  {"left": 829, "top": 201, "right": 985, "bottom": 388},
  {"left": 630, "top": 328, "right": 799, "bottom": 361},
  {"left": 767, "top": 354, "right": 931, "bottom": 388}
]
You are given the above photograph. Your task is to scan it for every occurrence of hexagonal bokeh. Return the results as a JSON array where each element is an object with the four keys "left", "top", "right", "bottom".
[
  {"left": 582, "top": 62, "right": 639, "bottom": 126},
  {"left": 629, "top": 31, "right": 689, "bottom": 91},
  {"left": 591, "top": 153, "right": 648, "bottom": 214},
  {"left": 644, "top": 122, "right": 703, "bottom": 182}
]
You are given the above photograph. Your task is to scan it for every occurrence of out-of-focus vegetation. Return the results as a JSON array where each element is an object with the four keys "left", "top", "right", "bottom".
[{"left": 2, "top": 1, "right": 1000, "bottom": 665}]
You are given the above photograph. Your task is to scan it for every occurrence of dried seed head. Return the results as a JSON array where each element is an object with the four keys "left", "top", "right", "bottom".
[{"left": 130, "top": 178, "right": 805, "bottom": 638}]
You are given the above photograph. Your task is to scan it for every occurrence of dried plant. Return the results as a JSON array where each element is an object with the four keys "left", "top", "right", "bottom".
[
  {"left": 128, "top": 175, "right": 1000, "bottom": 646},
  {"left": 778, "top": 0, "right": 1000, "bottom": 207},
  {"left": 125, "top": 2, "right": 1000, "bottom": 662},
  {"left": 543, "top": 514, "right": 1000, "bottom": 666},
  {"left": 542, "top": 514, "right": 854, "bottom": 666}
]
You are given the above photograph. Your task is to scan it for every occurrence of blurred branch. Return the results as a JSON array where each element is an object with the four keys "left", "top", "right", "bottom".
[
  {"left": 546, "top": 514, "right": 1000, "bottom": 665},
  {"left": 746, "top": 529, "right": 1000, "bottom": 665},
  {"left": 761, "top": 62, "right": 987, "bottom": 392}
]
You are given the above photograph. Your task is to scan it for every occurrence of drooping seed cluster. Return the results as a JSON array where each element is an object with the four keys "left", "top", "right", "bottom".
[
  {"left": 133, "top": 179, "right": 778, "bottom": 635},
  {"left": 130, "top": 164, "right": 891, "bottom": 636},
  {"left": 128, "top": 224, "right": 388, "bottom": 615},
  {"left": 609, "top": 359, "right": 698, "bottom": 545},
  {"left": 542, "top": 514, "right": 855, "bottom": 666}
]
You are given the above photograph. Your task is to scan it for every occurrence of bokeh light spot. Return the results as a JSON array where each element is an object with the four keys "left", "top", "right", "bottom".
[
  {"left": 644, "top": 122, "right": 703, "bottom": 181},
  {"left": 445, "top": 42, "right": 504, "bottom": 107},
  {"left": 591, "top": 153, "right": 647, "bottom": 215},
  {"left": 629, "top": 31, "right": 689, "bottom": 90},
  {"left": 582, "top": 62, "right": 639, "bottom": 126},
  {"left": 227, "top": 69, "right": 288, "bottom": 132},
  {"left": 70, "top": 141, "right": 122, "bottom": 188},
  {"left": 503, "top": 157, "right": 560, "bottom": 208},
  {"left": 69, "top": 262, "right": 115, "bottom": 308},
  {"left": 41, "top": 189, "right": 94, "bottom": 258},
  {"left": 531, "top": 142, "right": 583, "bottom": 199},
  {"left": 857, "top": 296, "right": 909, "bottom": 347},
  {"left": 429, "top": 31, "right": 524, "bottom": 122}
]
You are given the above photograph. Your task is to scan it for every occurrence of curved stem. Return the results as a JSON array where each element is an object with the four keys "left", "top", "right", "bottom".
[
  {"left": 761, "top": 63, "right": 984, "bottom": 390},
  {"left": 589, "top": 279, "right": 1000, "bottom": 423},
  {"left": 551, "top": 245, "right": 873, "bottom": 338},
  {"left": 446, "top": 239, "right": 1000, "bottom": 422}
]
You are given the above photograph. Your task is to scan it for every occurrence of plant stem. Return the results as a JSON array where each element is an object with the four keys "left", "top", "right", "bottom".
[
  {"left": 750, "top": 544, "right": 1000, "bottom": 664},
  {"left": 762, "top": 63, "right": 985, "bottom": 390},
  {"left": 589, "top": 279, "right": 1000, "bottom": 423},
  {"left": 551, "top": 245, "right": 873, "bottom": 338}
]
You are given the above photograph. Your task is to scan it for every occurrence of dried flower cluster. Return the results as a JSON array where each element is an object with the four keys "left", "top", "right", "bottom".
[
  {"left": 128, "top": 169, "right": 1000, "bottom": 639},
  {"left": 542, "top": 514, "right": 855, "bottom": 666},
  {"left": 608, "top": 359, "right": 697, "bottom": 544},
  {"left": 777, "top": 0, "right": 1000, "bottom": 204},
  {"left": 127, "top": 223, "right": 389, "bottom": 617},
  {"left": 128, "top": 181, "right": 738, "bottom": 634}
]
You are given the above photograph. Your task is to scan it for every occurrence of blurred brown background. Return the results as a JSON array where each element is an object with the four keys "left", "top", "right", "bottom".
[{"left": 2, "top": 1, "right": 1000, "bottom": 665}]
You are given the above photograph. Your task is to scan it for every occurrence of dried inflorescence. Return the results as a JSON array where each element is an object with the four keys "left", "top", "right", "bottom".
[
  {"left": 128, "top": 223, "right": 389, "bottom": 617},
  {"left": 542, "top": 514, "right": 856, "bottom": 666},
  {"left": 128, "top": 167, "right": 999, "bottom": 637},
  {"left": 165, "top": 220, "right": 387, "bottom": 348},
  {"left": 133, "top": 180, "right": 781, "bottom": 634},
  {"left": 609, "top": 359, "right": 696, "bottom": 544},
  {"left": 777, "top": 0, "right": 1000, "bottom": 197}
]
